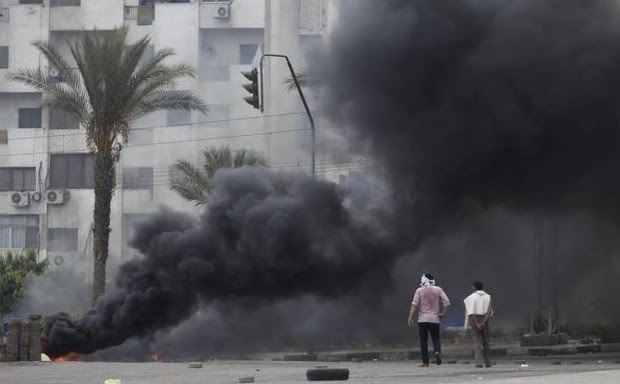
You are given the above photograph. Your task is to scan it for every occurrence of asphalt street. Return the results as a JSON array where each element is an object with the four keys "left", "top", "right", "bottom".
[{"left": 0, "top": 359, "right": 619, "bottom": 384}]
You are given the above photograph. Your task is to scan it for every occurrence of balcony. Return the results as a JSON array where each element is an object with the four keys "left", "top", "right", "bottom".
[
  {"left": 124, "top": 5, "right": 155, "bottom": 26},
  {"left": 0, "top": 7, "right": 9, "bottom": 23}
]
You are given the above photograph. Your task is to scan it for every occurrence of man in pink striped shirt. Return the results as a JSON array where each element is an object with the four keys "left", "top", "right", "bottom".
[{"left": 407, "top": 273, "right": 451, "bottom": 367}]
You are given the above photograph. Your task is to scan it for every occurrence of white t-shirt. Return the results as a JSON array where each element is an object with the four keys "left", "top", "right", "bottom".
[{"left": 463, "top": 290, "right": 492, "bottom": 327}]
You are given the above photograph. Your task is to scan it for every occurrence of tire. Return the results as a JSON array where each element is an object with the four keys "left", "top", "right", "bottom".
[{"left": 306, "top": 368, "right": 350, "bottom": 381}]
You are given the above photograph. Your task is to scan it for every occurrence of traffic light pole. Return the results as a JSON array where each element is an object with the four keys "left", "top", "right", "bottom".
[{"left": 259, "top": 54, "right": 315, "bottom": 177}]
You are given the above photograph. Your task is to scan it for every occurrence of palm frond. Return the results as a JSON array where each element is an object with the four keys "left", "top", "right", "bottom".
[
  {"left": 233, "top": 149, "right": 267, "bottom": 168},
  {"left": 171, "top": 146, "right": 267, "bottom": 204},
  {"left": 169, "top": 160, "right": 211, "bottom": 204},
  {"left": 284, "top": 69, "right": 314, "bottom": 92},
  {"left": 203, "top": 146, "right": 234, "bottom": 178},
  {"left": 10, "top": 26, "right": 206, "bottom": 154}
]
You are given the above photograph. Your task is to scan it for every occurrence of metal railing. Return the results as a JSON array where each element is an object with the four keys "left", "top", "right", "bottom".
[
  {"left": 50, "top": 0, "right": 81, "bottom": 6},
  {"left": 124, "top": 5, "right": 155, "bottom": 25},
  {"left": 0, "top": 7, "right": 9, "bottom": 23}
]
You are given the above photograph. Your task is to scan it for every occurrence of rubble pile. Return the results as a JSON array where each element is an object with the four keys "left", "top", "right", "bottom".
[{"left": 0, "top": 314, "right": 42, "bottom": 362}]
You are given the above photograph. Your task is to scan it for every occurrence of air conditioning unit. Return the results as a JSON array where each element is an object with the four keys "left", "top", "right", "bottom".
[
  {"left": 49, "top": 67, "right": 62, "bottom": 83},
  {"left": 213, "top": 4, "right": 230, "bottom": 19},
  {"left": 10, "top": 192, "right": 30, "bottom": 208},
  {"left": 46, "top": 189, "right": 65, "bottom": 205}
]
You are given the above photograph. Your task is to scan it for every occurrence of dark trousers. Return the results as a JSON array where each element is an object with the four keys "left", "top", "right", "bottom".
[
  {"left": 418, "top": 322, "right": 441, "bottom": 364},
  {"left": 471, "top": 315, "right": 491, "bottom": 366}
]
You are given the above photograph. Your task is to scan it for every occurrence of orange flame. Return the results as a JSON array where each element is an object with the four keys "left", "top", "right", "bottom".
[
  {"left": 52, "top": 352, "right": 83, "bottom": 362},
  {"left": 150, "top": 352, "right": 166, "bottom": 362}
]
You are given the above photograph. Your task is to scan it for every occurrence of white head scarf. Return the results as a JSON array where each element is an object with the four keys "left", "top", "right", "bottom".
[{"left": 420, "top": 274, "right": 435, "bottom": 287}]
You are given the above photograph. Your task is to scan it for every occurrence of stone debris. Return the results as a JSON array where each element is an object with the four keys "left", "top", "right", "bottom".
[{"left": 0, "top": 315, "right": 42, "bottom": 362}]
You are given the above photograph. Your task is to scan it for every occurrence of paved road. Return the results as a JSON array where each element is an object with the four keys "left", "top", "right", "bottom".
[{"left": 1, "top": 359, "right": 619, "bottom": 384}]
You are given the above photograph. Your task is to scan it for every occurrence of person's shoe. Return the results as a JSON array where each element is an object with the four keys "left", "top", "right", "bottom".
[
  {"left": 475, "top": 365, "right": 484, "bottom": 368},
  {"left": 434, "top": 352, "right": 442, "bottom": 365},
  {"left": 419, "top": 363, "right": 430, "bottom": 367}
]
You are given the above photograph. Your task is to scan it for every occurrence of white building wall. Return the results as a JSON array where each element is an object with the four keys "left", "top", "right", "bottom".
[{"left": 0, "top": 0, "right": 345, "bottom": 284}]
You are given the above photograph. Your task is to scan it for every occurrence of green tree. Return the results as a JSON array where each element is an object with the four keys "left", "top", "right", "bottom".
[
  {"left": 9, "top": 27, "right": 207, "bottom": 302},
  {"left": 171, "top": 146, "right": 267, "bottom": 205},
  {"left": 0, "top": 249, "right": 48, "bottom": 319}
]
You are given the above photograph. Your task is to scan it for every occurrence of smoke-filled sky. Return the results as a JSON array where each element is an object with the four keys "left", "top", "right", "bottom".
[
  {"left": 39, "top": 0, "right": 620, "bottom": 358},
  {"left": 320, "top": 0, "right": 620, "bottom": 322}
]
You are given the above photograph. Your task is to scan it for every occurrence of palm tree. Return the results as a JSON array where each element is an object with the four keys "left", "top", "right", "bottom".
[
  {"left": 9, "top": 27, "right": 207, "bottom": 302},
  {"left": 171, "top": 146, "right": 266, "bottom": 205},
  {"left": 284, "top": 69, "right": 314, "bottom": 92}
]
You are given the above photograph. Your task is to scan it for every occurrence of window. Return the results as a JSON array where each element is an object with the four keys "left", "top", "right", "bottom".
[
  {"left": 18, "top": 108, "right": 42, "bottom": 128},
  {"left": 50, "top": 0, "right": 81, "bottom": 6},
  {"left": 127, "top": 127, "right": 154, "bottom": 144},
  {"left": 122, "top": 167, "right": 153, "bottom": 190},
  {"left": 167, "top": 109, "right": 191, "bottom": 126},
  {"left": 50, "top": 153, "right": 95, "bottom": 189},
  {"left": 50, "top": 108, "right": 79, "bottom": 130},
  {"left": 0, "top": 46, "right": 8, "bottom": 69},
  {"left": 0, "top": 215, "right": 39, "bottom": 250},
  {"left": 239, "top": 44, "right": 259, "bottom": 65},
  {"left": 0, "top": 130, "right": 8, "bottom": 145},
  {"left": 47, "top": 228, "right": 78, "bottom": 252},
  {"left": 0, "top": 168, "right": 36, "bottom": 191},
  {"left": 19, "top": 0, "right": 44, "bottom": 4}
]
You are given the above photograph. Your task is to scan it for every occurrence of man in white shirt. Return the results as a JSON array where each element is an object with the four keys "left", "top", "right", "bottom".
[{"left": 463, "top": 281, "right": 493, "bottom": 368}]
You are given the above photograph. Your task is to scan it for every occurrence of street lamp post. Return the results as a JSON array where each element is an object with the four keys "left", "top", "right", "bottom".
[{"left": 241, "top": 54, "right": 316, "bottom": 176}]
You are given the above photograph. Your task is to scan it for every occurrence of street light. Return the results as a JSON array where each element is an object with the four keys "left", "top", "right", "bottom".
[{"left": 240, "top": 54, "right": 316, "bottom": 176}]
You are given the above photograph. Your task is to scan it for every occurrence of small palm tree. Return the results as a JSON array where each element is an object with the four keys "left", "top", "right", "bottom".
[
  {"left": 9, "top": 27, "right": 207, "bottom": 302},
  {"left": 171, "top": 146, "right": 267, "bottom": 205}
]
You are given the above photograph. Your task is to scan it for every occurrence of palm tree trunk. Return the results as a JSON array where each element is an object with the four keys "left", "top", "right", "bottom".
[{"left": 92, "top": 151, "right": 115, "bottom": 304}]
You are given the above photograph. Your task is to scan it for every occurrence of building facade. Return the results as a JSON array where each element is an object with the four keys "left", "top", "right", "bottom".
[{"left": 0, "top": 0, "right": 360, "bottom": 280}]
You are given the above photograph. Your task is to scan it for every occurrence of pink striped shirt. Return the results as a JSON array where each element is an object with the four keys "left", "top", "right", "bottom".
[{"left": 412, "top": 285, "right": 450, "bottom": 323}]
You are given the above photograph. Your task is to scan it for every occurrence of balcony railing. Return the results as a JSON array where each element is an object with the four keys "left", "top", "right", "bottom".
[
  {"left": 0, "top": 7, "right": 9, "bottom": 23},
  {"left": 50, "top": 0, "right": 81, "bottom": 6},
  {"left": 124, "top": 5, "right": 155, "bottom": 25}
]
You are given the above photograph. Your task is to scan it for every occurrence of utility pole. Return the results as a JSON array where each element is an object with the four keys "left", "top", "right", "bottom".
[
  {"left": 533, "top": 216, "right": 559, "bottom": 334},
  {"left": 240, "top": 54, "right": 316, "bottom": 176}
]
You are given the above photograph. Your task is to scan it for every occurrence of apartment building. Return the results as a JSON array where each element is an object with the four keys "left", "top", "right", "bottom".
[{"left": 0, "top": 0, "right": 354, "bottom": 279}]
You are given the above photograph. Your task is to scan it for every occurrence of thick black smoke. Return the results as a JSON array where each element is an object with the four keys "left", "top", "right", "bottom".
[
  {"left": 43, "top": 168, "right": 396, "bottom": 356},
  {"left": 43, "top": 0, "right": 620, "bottom": 356},
  {"left": 320, "top": 0, "right": 620, "bottom": 322},
  {"left": 325, "top": 0, "right": 620, "bottom": 226}
]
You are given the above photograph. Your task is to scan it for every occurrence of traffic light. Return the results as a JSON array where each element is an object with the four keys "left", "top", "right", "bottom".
[{"left": 241, "top": 69, "right": 260, "bottom": 109}]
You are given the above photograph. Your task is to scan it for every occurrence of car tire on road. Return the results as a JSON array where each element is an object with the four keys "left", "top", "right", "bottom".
[{"left": 306, "top": 368, "right": 350, "bottom": 381}]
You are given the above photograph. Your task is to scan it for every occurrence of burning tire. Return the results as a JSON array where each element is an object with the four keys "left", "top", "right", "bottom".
[{"left": 306, "top": 368, "right": 350, "bottom": 381}]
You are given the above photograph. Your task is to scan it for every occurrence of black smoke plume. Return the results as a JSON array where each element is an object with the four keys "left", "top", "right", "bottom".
[
  {"left": 320, "top": 0, "right": 620, "bottom": 322},
  {"left": 43, "top": 168, "right": 396, "bottom": 357},
  {"left": 325, "top": 0, "right": 620, "bottom": 222},
  {"left": 43, "top": 0, "right": 620, "bottom": 356}
]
